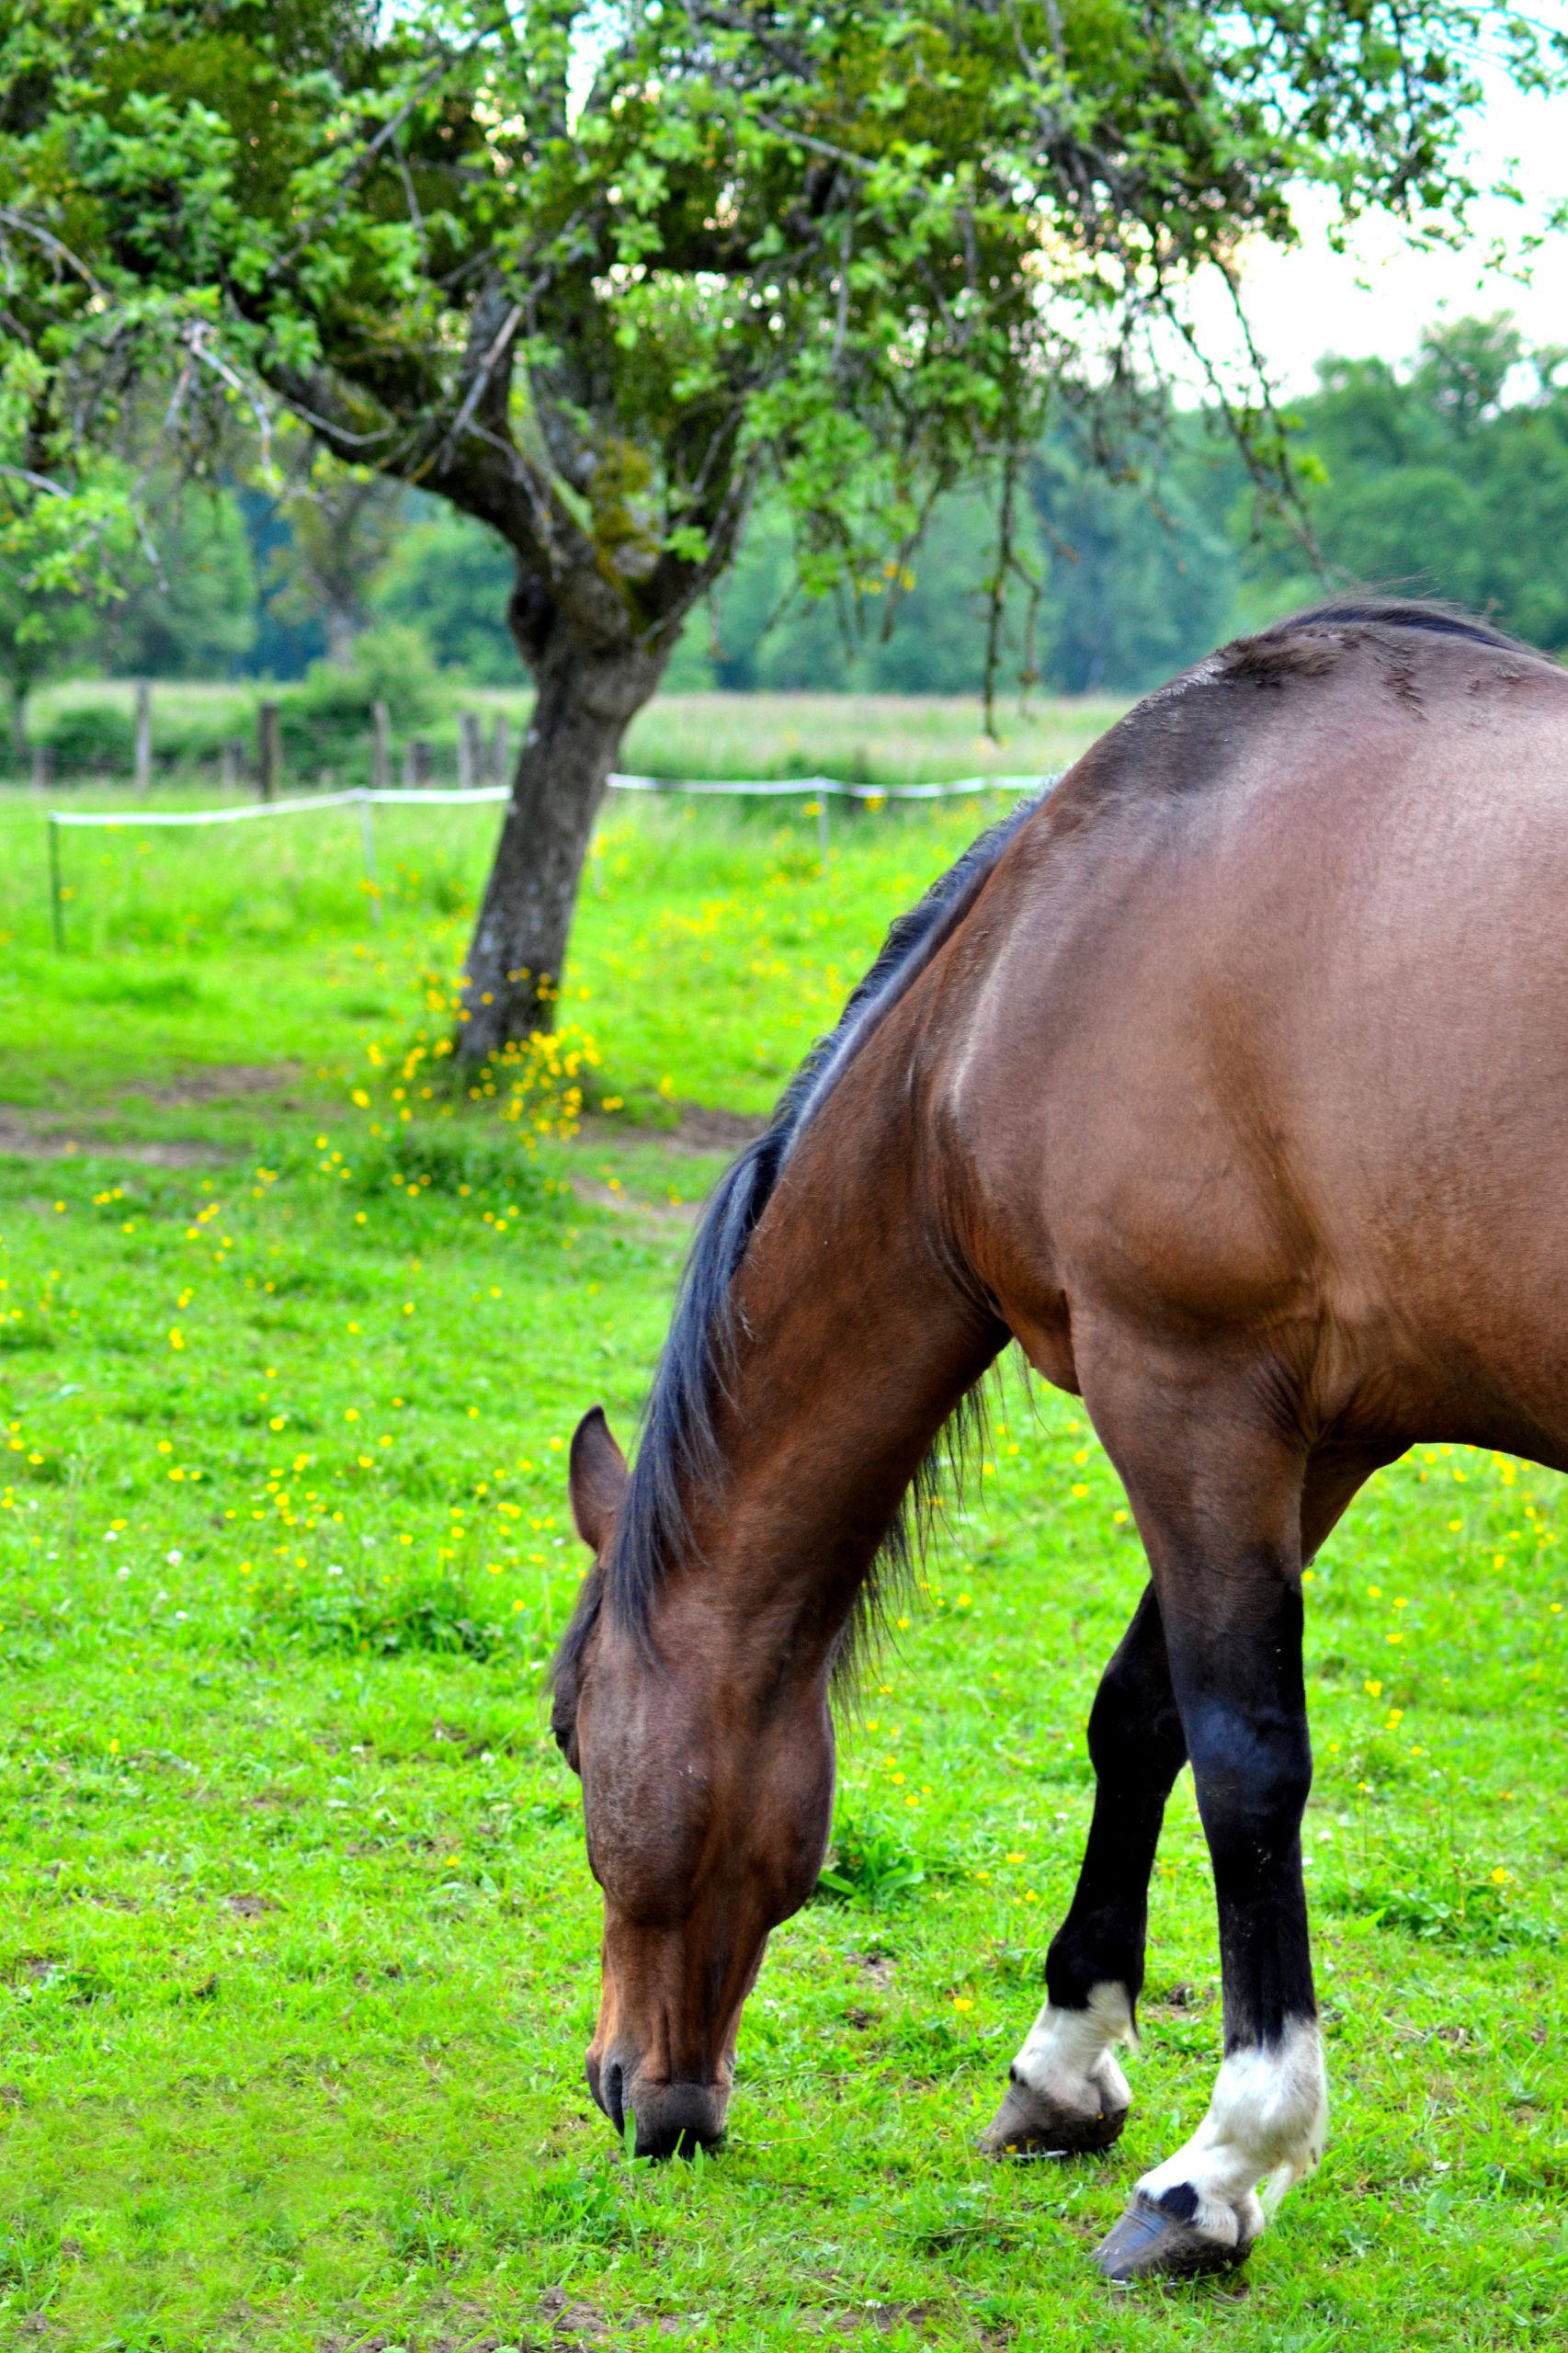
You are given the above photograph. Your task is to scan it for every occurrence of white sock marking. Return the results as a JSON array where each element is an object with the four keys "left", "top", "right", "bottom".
[
  {"left": 1137, "top": 2018, "right": 1328, "bottom": 2246},
  {"left": 1010, "top": 1980, "right": 1133, "bottom": 2122}
]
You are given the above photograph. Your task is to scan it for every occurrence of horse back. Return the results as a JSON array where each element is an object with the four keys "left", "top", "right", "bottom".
[{"left": 927, "top": 617, "right": 1568, "bottom": 1461}]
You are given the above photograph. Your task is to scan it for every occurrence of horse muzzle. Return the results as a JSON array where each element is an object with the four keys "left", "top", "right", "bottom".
[{"left": 586, "top": 2045, "right": 729, "bottom": 2158}]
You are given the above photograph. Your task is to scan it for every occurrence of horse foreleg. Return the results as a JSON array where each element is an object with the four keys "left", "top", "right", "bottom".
[
  {"left": 983, "top": 1582, "right": 1186, "bottom": 2158},
  {"left": 1083, "top": 1366, "right": 1325, "bottom": 2282}
]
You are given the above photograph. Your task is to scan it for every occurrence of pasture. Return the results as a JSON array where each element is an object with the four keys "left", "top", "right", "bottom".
[
  {"left": 24, "top": 681, "right": 1127, "bottom": 795},
  {"left": 0, "top": 731, "right": 1563, "bottom": 2351}
]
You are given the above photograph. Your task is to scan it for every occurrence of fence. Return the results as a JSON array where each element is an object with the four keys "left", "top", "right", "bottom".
[
  {"left": 21, "top": 688, "right": 516, "bottom": 798},
  {"left": 44, "top": 771, "right": 1051, "bottom": 950}
]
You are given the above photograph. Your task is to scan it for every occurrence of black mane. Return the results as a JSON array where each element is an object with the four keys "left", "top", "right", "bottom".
[
  {"left": 1243, "top": 594, "right": 1534, "bottom": 658},
  {"left": 553, "top": 786, "right": 1046, "bottom": 1694}
]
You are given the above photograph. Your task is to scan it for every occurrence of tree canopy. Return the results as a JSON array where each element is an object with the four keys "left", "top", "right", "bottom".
[
  {"left": 3, "top": 1, "right": 1560, "bottom": 1046},
  {"left": 1245, "top": 319, "right": 1568, "bottom": 653}
]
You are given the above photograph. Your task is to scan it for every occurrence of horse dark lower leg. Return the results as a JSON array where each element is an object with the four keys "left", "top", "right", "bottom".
[
  {"left": 983, "top": 1583, "right": 1186, "bottom": 2155},
  {"left": 1078, "top": 1359, "right": 1324, "bottom": 2281},
  {"left": 983, "top": 1435, "right": 1386, "bottom": 2168}
]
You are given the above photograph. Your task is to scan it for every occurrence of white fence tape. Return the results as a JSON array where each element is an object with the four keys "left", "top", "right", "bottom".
[
  {"left": 50, "top": 789, "right": 375, "bottom": 828},
  {"left": 48, "top": 771, "right": 1045, "bottom": 829},
  {"left": 607, "top": 771, "right": 1047, "bottom": 801},
  {"left": 47, "top": 787, "right": 501, "bottom": 827},
  {"left": 44, "top": 769, "right": 1052, "bottom": 949}
]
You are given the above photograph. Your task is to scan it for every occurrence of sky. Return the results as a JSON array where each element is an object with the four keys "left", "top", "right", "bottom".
[{"left": 1193, "top": 52, "right": 1568, "bottom": 393}]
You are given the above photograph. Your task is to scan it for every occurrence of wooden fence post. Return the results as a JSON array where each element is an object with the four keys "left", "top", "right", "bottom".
[
  {"left": 133, "top": 680, "right": 153, "bottom": 792},
  {"left": 489, "top": 713, "right": 510, "bottom": 786},
  {"left": 371, "top": 700, "right": 391, "bottom": 793},
  {"left": 458, "top": 710, "right": 482, "bottom": 792},
  {"left": 257, "top": 701, "right": 280, "bottom": 801}
]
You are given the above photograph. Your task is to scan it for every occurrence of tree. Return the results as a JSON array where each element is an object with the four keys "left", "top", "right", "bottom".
[
  {"left": 267, "top": 448, "right": 403, "bottom": 668},
  {"left": 1243, "top": 318, "right": 1568, "bottom": 653},
  {"left": 0, "top": 572, "right": 93, "bottom": 759},
  {"left": 688, "top": 436, "right": 1240, "bottom": 699},
  {"left": 1023, "top": 415, "right": 1241, "bottom": 695},
  {"left": 97, "top": 482, "right": 259, "bottom": 676},
  {"left": 370, "top": 504, "right": 518, "bottom": 683},
  {"left": 3, "top": 3, "right": 1558, "bottom": 1053}
]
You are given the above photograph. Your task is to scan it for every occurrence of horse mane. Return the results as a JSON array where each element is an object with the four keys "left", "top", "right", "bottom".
[
  {"left": 1227, "top": 594, "right": 1536, "bottom": 668},
  {"left": 553, "top": 787, "right": 1046, "bottom": 1699}
]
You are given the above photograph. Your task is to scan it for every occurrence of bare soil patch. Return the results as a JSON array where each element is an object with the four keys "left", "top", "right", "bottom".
[
  {"left": 569, "top": 1176, "right": 697, "bottom": 1228},
  {"left": 139, "top": 1061, "right": 308, "bottom": 1106},
  {"left": 580, "top": 1103, "right": 767, "bottom": 1158},
  {"left": 0, "top": 1108, "right": 225, "bottom": 1166},
  {"left": 667, "top": 1103, "right": 768, "bottom": 1154}
]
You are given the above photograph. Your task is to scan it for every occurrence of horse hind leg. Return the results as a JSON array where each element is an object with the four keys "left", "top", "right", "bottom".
[{"left": 983, "top": 1582, "right": 1186, "bottom": 2158}]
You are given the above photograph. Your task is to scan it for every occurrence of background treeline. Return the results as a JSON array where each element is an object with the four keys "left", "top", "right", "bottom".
[{"left": 7, "top": 316, "right": 1564, "bottom": 758}]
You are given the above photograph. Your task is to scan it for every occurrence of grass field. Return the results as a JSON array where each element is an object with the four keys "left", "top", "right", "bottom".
[
  {"left": 0, "top": 745, "right": 1564, "bottom": 2352},
  {"left": 25, "top": 680, "right": 1123, "bottom": 794}
]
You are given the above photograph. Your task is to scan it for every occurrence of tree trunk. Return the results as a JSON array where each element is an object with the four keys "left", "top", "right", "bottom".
[
  {"left": 457, "top": 634, "right": 662, "bottom": 1058},
  {"left": 324, "top": 603, "right": 359, "bottom": 669}
]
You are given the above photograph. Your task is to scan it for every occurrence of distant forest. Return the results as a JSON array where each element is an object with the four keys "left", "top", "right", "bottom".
[{"left": 9, "top": 315, "right": 1565, "bottom": 722}]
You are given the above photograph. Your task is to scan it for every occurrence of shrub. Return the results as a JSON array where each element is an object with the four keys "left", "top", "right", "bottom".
[
  {"left": 38, "top": 702, "right": 134, "bottom": 775},
  {"left": 37, "top": 692, "right": 255, "bottom": 778},
  {"left": 351, "top": 969, "right": 611, "bottom": 1144},
  {"left": 143, "top": 700, "right": 253, "bottom": 767},
  {"left": 279, "top": 625, "right": 445, "bottom": 779}
]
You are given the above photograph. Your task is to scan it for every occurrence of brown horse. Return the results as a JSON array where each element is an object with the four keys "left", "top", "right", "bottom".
[{"left": 552, "top": 598, "right": 1568, "bottom": 2280}]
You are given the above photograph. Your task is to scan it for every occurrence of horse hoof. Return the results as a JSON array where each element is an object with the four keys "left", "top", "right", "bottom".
[
  {"left": 980, "top": 2080, "right": 1129, "bottom": 2159},
  {"left": 1094, "top": 2191, "right": 1253, "bottom": 2282}
]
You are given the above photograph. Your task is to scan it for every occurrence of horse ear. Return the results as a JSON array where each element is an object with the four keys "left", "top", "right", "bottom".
[{"left": 569, "top": 1407, "right": 629, "bottom": 1552}]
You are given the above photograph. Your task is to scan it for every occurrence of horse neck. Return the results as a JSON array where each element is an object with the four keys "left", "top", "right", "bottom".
[{"left": 675, "top": 1086, "right": 1001, "bottom": 1681}]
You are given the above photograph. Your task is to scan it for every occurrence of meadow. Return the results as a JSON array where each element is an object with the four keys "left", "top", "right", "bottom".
[
  {"left": 0, "top": 725, "right": 1563, "bottom": 2352},
  {"left": 24, "top": 680, "right": 1124, "bottom": 795}
]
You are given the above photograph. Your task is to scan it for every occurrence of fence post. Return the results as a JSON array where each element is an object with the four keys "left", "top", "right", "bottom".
[
  {"left": 489, "top": 713, "right": 510, "bottom": 787},
  {"left": 220, "top": 736, "right": 243, "bottom": 794},
  {"left": 814, "top": 787, "right": 830, "bottom": 856},
  {"left": 48, "top": 815, "right": 64, "bottom": 952},
  {"left": 358, "top": 790, "right": 381, "bottom": 926},
  {"left": 257, "top": 700, "right": 280, "bottom": 801},
  {"left": 403, "top": 736, "right": 428, "bottom": 788},
  {"left": 371, "top": 699, "right": 391, "bottom": 794},
  {"left": 458, "top": 710, "right": 482, "bottom": 792},
  {"left": 133, "top": 680, "right": 153, "bottom": 792}
]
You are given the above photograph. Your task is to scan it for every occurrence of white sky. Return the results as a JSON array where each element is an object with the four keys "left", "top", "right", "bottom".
[{"left": 1194, "top": 54, "right": 1568, "bottom": 392}]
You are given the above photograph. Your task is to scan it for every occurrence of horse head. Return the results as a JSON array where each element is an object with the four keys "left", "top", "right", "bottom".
[{"left": 552, "top": 1404, "right": 835, "bottom": 2159}]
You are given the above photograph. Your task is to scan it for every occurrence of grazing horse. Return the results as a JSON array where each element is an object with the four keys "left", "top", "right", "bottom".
[{"left": 551, "top": 598, "right": 1568, "bottom": 2280}]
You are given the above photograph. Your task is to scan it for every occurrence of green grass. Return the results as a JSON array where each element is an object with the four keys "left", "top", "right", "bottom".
[
  {"left": 27, "top": 678, "right": 1119, "bottom": 791},
  {"left": 0, "top": 743, "right": 1564, "bottom": 2350}
]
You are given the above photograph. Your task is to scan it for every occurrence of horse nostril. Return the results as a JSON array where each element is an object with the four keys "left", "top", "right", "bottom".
[
  {"left": 601, "top": 2056, "right": 626, "bottom": 2135},
  {"left": 633, "top": 2082, "right": 727, "bottom": 2162}
]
